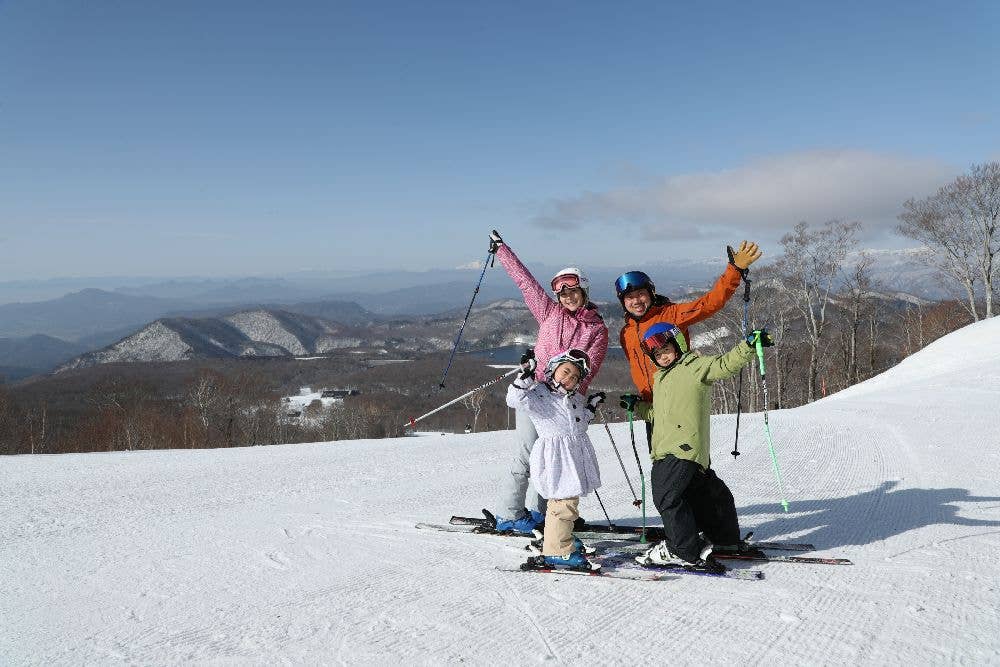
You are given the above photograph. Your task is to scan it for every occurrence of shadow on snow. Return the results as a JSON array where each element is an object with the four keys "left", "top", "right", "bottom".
[{"left": 601, "top": 481, "right": 1000, "bottom": 550}]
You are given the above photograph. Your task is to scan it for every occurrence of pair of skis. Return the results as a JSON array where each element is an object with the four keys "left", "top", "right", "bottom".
[
  {"left": 437, "top": 514, "right": 842, "bottom": 558},
  {"left": 418, "top": 514, "right": 852, "bottom": 582}
]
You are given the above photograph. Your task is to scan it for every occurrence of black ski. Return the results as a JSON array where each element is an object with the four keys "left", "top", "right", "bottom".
[
  {"left": 713, "top": 549, "right": 853, "bottom": 565},
  {"left": 495, "top": 564, "right": 676, "bottom": 582},
  {"left": 591, "top": 549, "right": 764, "bottom": 580}
]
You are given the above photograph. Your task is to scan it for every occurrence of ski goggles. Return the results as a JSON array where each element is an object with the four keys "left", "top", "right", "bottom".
[
  {"left": 614, "top": 271, "right": 653, "bottom": 297},
  {"left": 551, "top": 274, "right": 581, "bottom": 294},
  {"left": 640, "top": 330, "right": 678, "bottom": 355},
  {"left": 547, "top": 349, "right": 592, "bottom": 378}
]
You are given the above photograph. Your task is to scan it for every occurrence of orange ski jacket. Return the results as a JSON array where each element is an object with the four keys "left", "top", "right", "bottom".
[{"left": 619, "top": 264, "right": 742, "bottom": 401}]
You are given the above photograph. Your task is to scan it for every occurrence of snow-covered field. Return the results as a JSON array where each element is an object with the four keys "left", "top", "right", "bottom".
[{"left": 3, "top": 319, "right": 1000, "bottom": 665}]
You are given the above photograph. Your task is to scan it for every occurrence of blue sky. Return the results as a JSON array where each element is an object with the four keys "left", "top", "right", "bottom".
[{"left": 1, "top": 1, "right": 997, "bottom": 280}]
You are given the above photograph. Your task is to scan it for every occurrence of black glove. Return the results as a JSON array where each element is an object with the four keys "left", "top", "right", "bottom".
[
  {"left": 519, "top": 348, "right": 536, "bottom": 380},
  {"left": 746, "top": 329, "right": 775, "bottom": 348},
  {"left": 586, "top": 391, "right": 606, "bottom": 412},
  {"left": 489, "top": 229, "right": 504, "bottom": 254},
  {"left": 619, "top": 393, "right": 640, "bottom": 411}
]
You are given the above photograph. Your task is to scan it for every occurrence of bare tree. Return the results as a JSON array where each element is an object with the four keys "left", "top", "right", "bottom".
[
  {"left": 899, "top": 162, "right": 1000, "bottom": 320},
  {"left": 776, "top": 220, "right": 861, "bottom": 403},
  {"left": 93, "top": 378, "right": 157, "bottom": 451},
  {"left": 0, "top": 385, "right": 19, "bottom": 455},
  {"left": 748, "top": 269, "right": 797, "bottom": 409},
  {"left": 24, "top": 401, "right": 49, "bottom": 455},
  {"left": 461, "top": 390, "right": 487, "bottom": 433},
  {"left": 186, "top": 370, "right": 224, "bottom": 447},
  {"left": 840, "top": 253, "right": 876, "bottom": 385}
]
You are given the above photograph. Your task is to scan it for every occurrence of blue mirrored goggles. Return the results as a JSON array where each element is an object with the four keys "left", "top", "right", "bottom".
[{"left": 615, "top": 271, "right": 653, "bottom": 297}]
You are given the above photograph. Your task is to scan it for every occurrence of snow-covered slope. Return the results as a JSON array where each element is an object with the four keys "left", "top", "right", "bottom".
[{"left": 4, "top": 319, "right": 1000, "bottom": 664}]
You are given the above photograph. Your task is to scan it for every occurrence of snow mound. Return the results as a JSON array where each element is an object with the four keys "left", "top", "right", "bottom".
[{"left": 822, "top": 317, "right": 1000, "bottom": 403}]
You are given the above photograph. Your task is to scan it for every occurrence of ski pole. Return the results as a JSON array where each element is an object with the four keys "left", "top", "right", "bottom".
[
  {"left": 755, "top": 335, "right": 790, "bottom": 512},
  {"left": 592, "top": 489, "right": 613, "bottom": 527},
  {"left": 597, "top": 407, "right": 641, "bottom": 507},
  {"left": 438, "top": 249, "right": 494, "bottom": 388},
  {"left": 626, "top": 408, "right": 648, "bottom": 543},
  {"left": 728, "top": 245, "right": 752, "bottom": 459},
  {"left": 406, "top": 367, "right": 518, "bottom": 429}
]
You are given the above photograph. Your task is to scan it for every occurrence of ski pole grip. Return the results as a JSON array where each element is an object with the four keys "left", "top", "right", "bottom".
[{"left": 754, "top": 337, "right": 766, "bottom": 376}]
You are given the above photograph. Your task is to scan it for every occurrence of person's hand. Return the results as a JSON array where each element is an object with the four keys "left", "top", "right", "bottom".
[
  {"left": 489, "top": 229, "right": 504, "bottom": 254},
  {"left": 519, "top": 349, "right": 536, "bottom": 380},
  {"left": 746, "top": 329, "right": 775, "bottom": 348},
  {"left": 619, "top": 394, "right": 640, "bottom": 411},
  {"left": 586, "top": 391, "right": 606, "bottom": 412},
  {"left": 728, "top": 241, "right": 762, "bottom": 271}
]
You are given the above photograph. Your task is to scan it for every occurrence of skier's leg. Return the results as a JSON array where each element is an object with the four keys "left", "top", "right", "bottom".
[
  {"left": 689, "top": 468, "right": 741, "bottom": 546},
  {"left": 495, "top": 407, "right": 540, "bottom": 520},
  {"left": 650, "top": 456, "right": 702, "bottom": 562},
  {"left": 541, "top": 497, "right": 579, "bottom": 556}
]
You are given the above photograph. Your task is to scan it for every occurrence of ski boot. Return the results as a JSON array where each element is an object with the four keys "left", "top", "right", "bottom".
[
  {"left": 522, "top": 549, "right": 600, "bottom": 572},
  {"left": 482, "top": 508, "right": 542, "bottom": 535},
  {"left": 527, "top": 533, "right": 595, "bottom": 555},
  {"left": 636, "top": 540, "right": 722, "bottom": 573}
]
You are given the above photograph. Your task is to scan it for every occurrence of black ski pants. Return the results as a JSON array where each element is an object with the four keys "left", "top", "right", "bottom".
[{"left": 650, "top": 455, "right": 740, "bottom": 562}]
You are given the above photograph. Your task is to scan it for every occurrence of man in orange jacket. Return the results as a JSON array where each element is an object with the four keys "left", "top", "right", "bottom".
[{"left": 616, "top": 241, "right": 762, "bottom": 446}]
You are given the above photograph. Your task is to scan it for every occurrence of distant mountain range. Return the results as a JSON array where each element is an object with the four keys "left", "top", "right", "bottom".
[
  {"left": 58, "top": 310, "right": 370, "bottom": 371},
  {"left": 55, "top": 300, "right": 554, "bottom": 373},
  {"left": 0, "top": 335, "right": 89, "bottom": 382},
  {"left": 0, "top": 289, "right": 377, "bottom": 340},
  {"left": 0, "top": 248, "right": 947, "bottom": 379}
]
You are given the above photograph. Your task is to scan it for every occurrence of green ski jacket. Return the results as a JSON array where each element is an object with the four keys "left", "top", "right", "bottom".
[{"left": 636, "top": 341, "right": 756, "bottom": 469}]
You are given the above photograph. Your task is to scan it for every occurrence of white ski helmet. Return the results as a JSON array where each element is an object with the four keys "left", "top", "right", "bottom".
[
  {"left": 550, "top": 267, "right": 590, "bottom": 298},
  {"left": 545, "top": 349, "right": 591, "bottom": 382}
]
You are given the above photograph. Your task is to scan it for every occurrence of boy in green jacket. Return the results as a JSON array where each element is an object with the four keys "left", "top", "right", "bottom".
[{"left": 622, "top": 322, "right": 773, "bottom": 567}]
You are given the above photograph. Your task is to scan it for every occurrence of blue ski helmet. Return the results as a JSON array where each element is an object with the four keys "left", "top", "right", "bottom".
[
  {"left": 614, "top": 271, "right": 655, "bottom": 301},
  {"left": 641, "top": 322, "right": 688, "bottom": 361}
]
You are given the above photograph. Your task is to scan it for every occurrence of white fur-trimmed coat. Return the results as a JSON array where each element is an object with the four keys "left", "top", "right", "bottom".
[{"left": 505, "top": 380, "right": 602, "bottom": 500}]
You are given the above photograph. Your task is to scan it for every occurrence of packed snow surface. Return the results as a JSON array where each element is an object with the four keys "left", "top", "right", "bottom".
[{"left": 4, "top": 319, "right": 1000, "bottom": 664}]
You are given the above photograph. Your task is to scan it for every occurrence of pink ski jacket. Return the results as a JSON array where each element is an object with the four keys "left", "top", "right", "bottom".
[{"left": 496, "top": 244, "right": 608, "bottom": 394}]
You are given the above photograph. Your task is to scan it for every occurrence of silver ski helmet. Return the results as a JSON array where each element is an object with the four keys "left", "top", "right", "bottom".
[{"left": 545, "top": 349, "right": 591, "bottom": 382}]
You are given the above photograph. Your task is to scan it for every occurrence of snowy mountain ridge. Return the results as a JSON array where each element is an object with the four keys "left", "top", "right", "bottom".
[{"left": 56, "top": 309, "right": 360, "bottom": 371}]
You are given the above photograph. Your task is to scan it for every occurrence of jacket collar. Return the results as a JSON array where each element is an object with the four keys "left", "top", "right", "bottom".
[{"left": 570, "top": 302, "right": 604, "bottom": 323}]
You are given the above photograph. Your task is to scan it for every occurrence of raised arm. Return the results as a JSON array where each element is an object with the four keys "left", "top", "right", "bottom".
[
  {"left": 495, "top": 242, "right": 557, "bottom": 324},
  {"left": 668, "top": 242, "right": 762, "bottom": 329},
  {"left": 691, "top": 339, "right": 757, "bottom": 383}
]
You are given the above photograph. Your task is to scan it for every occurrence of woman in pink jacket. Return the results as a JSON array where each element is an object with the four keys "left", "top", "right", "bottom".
[{"left": 487, "top": 230, "right": 609, "bottom": 533}]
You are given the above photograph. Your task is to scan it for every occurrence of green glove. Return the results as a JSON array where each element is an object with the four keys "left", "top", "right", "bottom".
[{"left": 619, "top": 394, "right": 640, "bottom": 411}]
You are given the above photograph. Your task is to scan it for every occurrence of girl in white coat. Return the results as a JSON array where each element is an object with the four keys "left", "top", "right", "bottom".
[{"left": 506, "top": 348, "right": 604, "bottom": 571}]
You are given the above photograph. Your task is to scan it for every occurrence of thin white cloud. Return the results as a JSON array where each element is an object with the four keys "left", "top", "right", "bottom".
[{"left": 533, "top": 150, "right": 957, "bottom": 240}]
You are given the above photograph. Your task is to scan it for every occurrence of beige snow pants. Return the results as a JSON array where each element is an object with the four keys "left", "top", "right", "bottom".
[{"left": 542, "top": 497, "right": 579, "bottom": 556}]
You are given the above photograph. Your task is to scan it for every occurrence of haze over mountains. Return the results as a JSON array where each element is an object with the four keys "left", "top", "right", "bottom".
[{"left": 0, "top": 249, "right": 939, "bottom": 380}]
